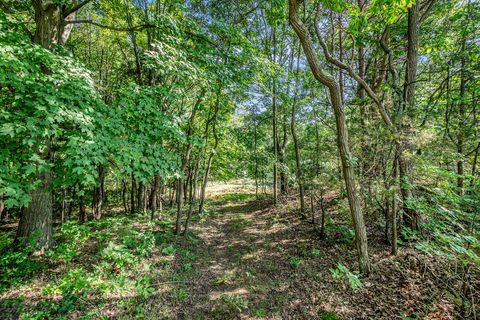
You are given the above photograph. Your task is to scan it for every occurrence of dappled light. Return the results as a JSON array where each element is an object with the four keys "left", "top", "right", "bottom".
[{"left": 1, "top": 0, "right": 479, "bottom": 319}]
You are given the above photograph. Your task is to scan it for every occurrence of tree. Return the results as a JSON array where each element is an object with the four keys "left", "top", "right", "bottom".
[{"left": 289, "top": 0, "right": 371, "bottom": 273}]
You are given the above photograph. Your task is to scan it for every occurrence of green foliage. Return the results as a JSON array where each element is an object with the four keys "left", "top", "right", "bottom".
[
  {"left": 46, "top": 222, "right": 91, "bottom": 263},
  {"left": 253, "top": 308, "right": 266, "bottom": 317},
  {"left": 171, "top": 288, "right": 188, "bottom": 302},
  {"left": 223, "top": 295, "right": 248, "bottom": 313},
  {"left": 121, "top": 227, "right": 156, "bottom": 257},
  {"left": 135, "top": 275, "right": 155, "bottom": 300},
  {"left": 0, "top": 13, "right": 104, "bottom": 206},
  {"left": 101, "top": 242, "right": 138, "bottom": 269},
  {"left": 409, "top": 169, "right": 480, "bottom": 266},
  {"left": 329, "top": 263, "right": 362, "bottom": 291},
  {"left": 321, "top": 311, "right": 345, "bottom": 320},
  {"left": 289, "top": 256, "right": 303, "bottom": 269},
  {"left": 162, "top": 245, "right": 176, "bottom": 256},
  {"left": 0, "top": 243, "right": 42, "bottom": 291}
]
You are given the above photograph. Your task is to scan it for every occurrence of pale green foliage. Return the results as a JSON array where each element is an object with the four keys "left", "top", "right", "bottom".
[{"left": 329, "top": 263, "right": 362, "bottom": 291}]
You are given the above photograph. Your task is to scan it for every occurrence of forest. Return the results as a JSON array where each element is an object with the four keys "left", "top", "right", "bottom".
[{"left": 0, "top": 0, "right": 479, "bottom": 319}]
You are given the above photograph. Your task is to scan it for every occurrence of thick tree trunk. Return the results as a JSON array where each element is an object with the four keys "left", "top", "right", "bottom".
[
  {"left": 15, "top": 0, "right": 90, "bottom": 250},
  {"left": 15, "top": 172, "right": 53, "bottom": 250}
]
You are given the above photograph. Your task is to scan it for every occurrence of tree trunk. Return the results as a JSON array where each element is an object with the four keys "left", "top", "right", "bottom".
[
  {"left": 291, "top": 44, "right": 305, "bottom": 212},
  {"left": 289, "top": 0, "right": 371, "bottom": 273},
  {"left": 319, "top": 192, "right": 326, "bottom": 240},
  {"left": 15, "top": 0, "right": 90, "bottom": 250},
  {"left": 150, "top": 175, "right": 158, "bottom": 219},
  {"left": 175, "top": 178, "right": 184, "bottom": 234},
  {"left": 457, "top": 35, "right": 467, "bottom": 195},
  {"left": 272, "top": 27, "right": 278, "bottom": 205},
  {"left": 279, "top": 120, "right": 289, "bottom": 195},
  {"left": 391, "top": 157, "right": 399, "bottom": 255},
  {"left": 175, "top": 91, "right": 205, "bottom": 234},
  {"left": 254, "top": 121, "right": 259, "bottom": 199},
  {"left": 61, "top": 186, "right": 67, "bottom": 224},
  {"left": 122, "top": 178, "right": 127, "bottom": 213},
  {"left": 137, "top": 182, "right": 145, "bottom": 214},
  {"left": 184, "top": 150, "right": 202, "bottom": 235},
  {"left": 399, "top": 0, "right": 420, "bottom": 231},
  {"left": 15, "top": 172, "right": 53, "bottom": 250},
  {"left": 198, "top": 91, "right": 220, "bottom": 215},
  {"left": 78, "top": 184, "right": 86, "bottom": 224},
  {"left": 0, "top": 195, "right": 5, "bottom": 221},
  {"left": 130, "top": 174, "right": 136, "bottom": 214}
]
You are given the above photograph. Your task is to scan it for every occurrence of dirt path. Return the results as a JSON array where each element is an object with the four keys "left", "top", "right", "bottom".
[
  {"left": 169, "top": 193, "right": 350, "bottom": 319},
  {"left": 161, "top": 192, "right": 454, "bottom": 320},
  {"left": 179, "top": 195, "right": 280, "bottom": 319}
]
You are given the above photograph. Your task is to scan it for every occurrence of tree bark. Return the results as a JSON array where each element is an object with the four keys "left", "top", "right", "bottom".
[
  {"left": 175, "top": 91, "right": 205, "bottom": 234},
  {"left": 15, "top": 0, "right": 90, "bottom": 250},
  {"left": 291, "top": 44, "right": 305, "bottom": 212},
  {"left": 15, "top": 172, "right": 53, "bottom": 250},
  {"left": 0, "top": 195, "right": 5, "bottom": 221},
  {"left": 399, "top": 0, "right": 420, "bottom": 230},
  {"left": 130, "top": 174, "right": 136, "bottom": 214},
  {"left": 198, "top": 92, "right": 220, "bottom": 215},
  {"left": 289, "top": 0, "right": 371, "bottom": 273},
  {"left": 184, "top": 150, "right": 201, "bottom": 235},
  {"left": 150, "top": 175, "right": 159, "bottom": 219},
  {"left": 272, "top": 27, "right": 278, "bottom": 205},
  {"left": 279, "top": 120, "right": 289, "bottom": 195}
]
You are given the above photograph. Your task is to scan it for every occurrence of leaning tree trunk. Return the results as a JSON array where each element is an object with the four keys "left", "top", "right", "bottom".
[{"left": 289, "top": 0, "right": 371, "bottom": 273}]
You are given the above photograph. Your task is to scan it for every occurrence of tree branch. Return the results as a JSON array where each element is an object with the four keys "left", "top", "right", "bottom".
[
  {"left": 65, "top": 20, "right": 156, "bottom": 32},
  {"left": 313, "top": 5, "right": 397, "bottom": 137},
  {"left": 64, "top": 0, "right": 92, "bottom": 17}
]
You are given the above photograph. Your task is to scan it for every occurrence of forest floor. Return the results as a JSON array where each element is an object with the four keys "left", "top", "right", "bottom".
[{"left": 0, "top": 182, "right": 465, "bottom": 319}]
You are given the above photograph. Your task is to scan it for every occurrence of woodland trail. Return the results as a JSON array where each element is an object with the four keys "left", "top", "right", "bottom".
[
  {"left": 0, "top": 189, "right": 460, "bottom": 319},
  {"left": 161, "top": 191, "right": 455, "bottom": 320}
]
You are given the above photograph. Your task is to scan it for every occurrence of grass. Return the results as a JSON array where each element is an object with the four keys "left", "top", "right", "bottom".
[{"left": 0, "top": 211, "right": 195, "bottom": 319}]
